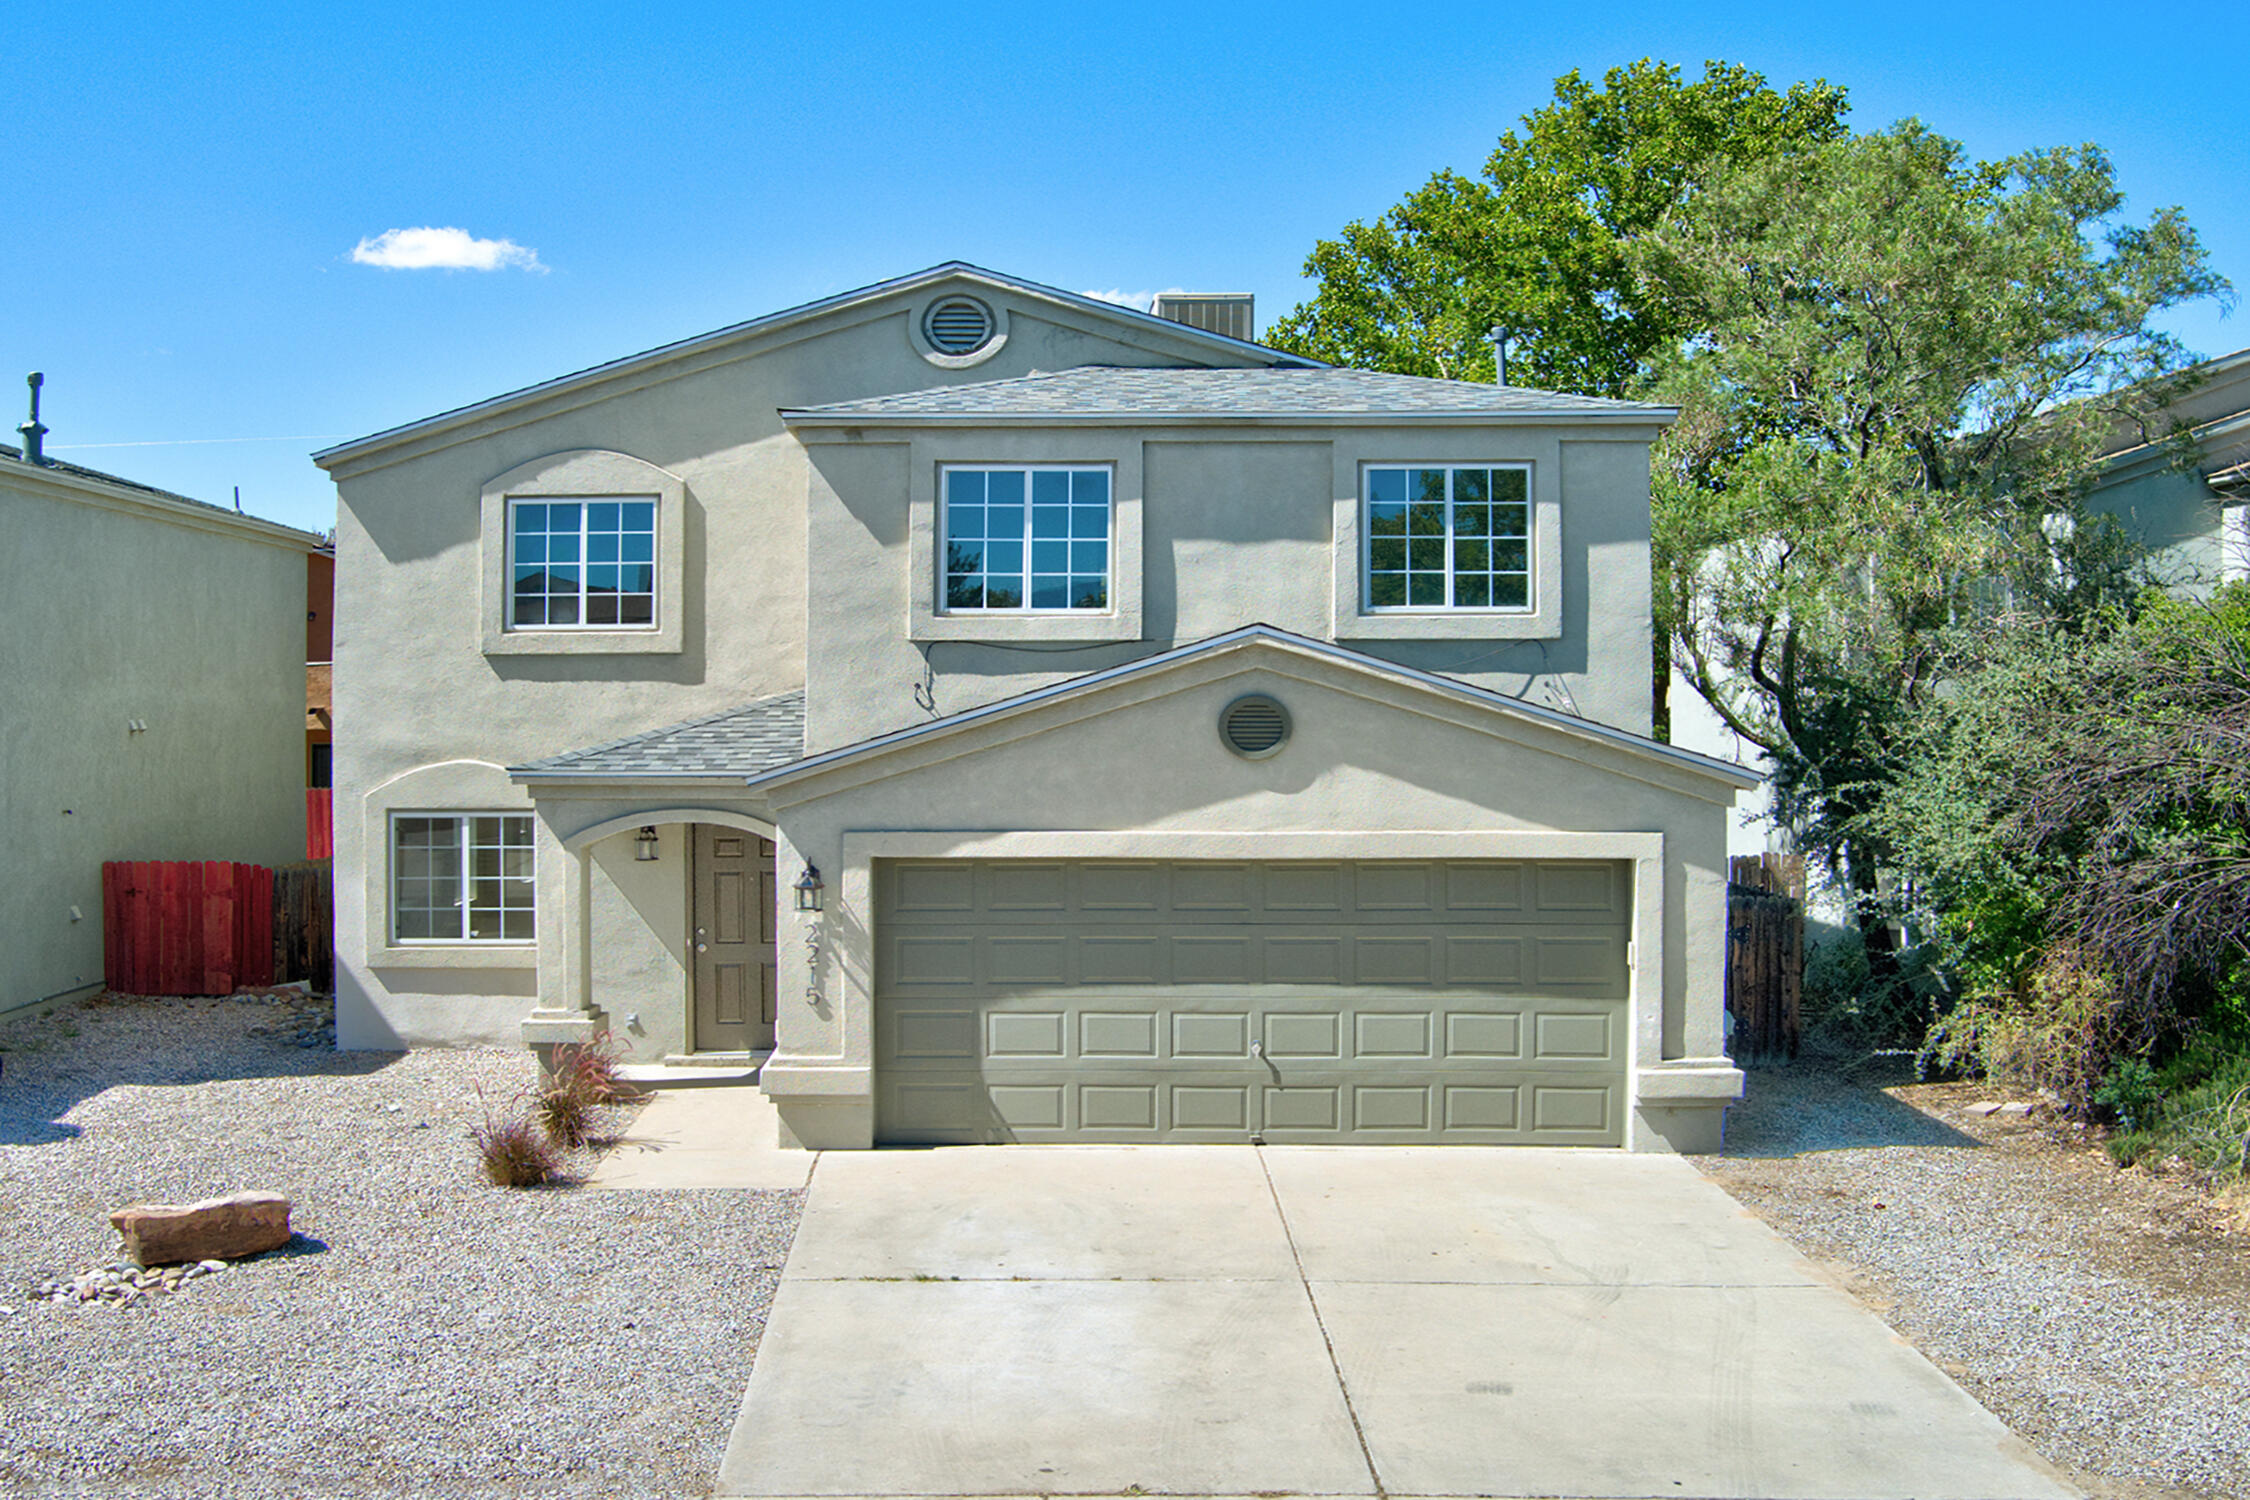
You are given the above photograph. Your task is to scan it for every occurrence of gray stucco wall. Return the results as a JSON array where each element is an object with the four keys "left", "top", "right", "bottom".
[
  {"left": 802, "top": 426, "right": 1659, "bottom": 754},
  {"left": 1, "top": 468, "right": 312, "bottom": 1014},
  {"left": 325, "top": 281, "right": 1289, "bottom": 1049}
]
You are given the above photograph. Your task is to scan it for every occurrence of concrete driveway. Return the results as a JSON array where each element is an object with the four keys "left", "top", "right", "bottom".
[{"left": 716, "top": 1146, "right": 2077, "bottom": 1500}]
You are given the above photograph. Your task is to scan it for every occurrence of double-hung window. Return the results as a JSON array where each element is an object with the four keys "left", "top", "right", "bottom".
[
  {"left": 392, "top": 814, "right": 536, "bottom": 943},
  {"left": 1366, "top": 465, "right": 1531, "bottom": 609},
  {"left": 510, "top": 498, "right": 658, "bottom": 629},
  {"left": 942, "top": 466, "right": 1112, "bottom": 612}
]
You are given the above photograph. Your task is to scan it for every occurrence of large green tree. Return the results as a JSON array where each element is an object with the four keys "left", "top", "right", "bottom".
[
  {"left": 1263, "top": 59, "right": 1850, "bottom": 395},
  {"left": 1639, "top": 122, "right": 2223, "bottom": 968}
]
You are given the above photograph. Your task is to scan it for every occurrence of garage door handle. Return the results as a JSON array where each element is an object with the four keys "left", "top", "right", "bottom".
[{"left": 1250, "top": 1039, "right": 1263, "bottom": 1058}]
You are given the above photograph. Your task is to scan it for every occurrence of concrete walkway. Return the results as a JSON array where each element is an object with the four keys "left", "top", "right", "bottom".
[
  {"left": 585, "top": 1085, "right": 812, "bottom": 1191},
  {"left": 715, "top": 1146, "right": 2078, "bottom": 1500}
]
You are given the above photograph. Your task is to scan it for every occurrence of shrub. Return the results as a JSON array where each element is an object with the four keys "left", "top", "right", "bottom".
[
  {"left": 2105, "top": 1048, "right": 2250, "bottom": 1180},
  {"left": 474, "top": 1109, "right": 563, "bottom": 1188},
  {"left": 1919, "top": 952, "right": 2141, "bottom": 1115},
  {"left": 534, "top": 1082, "right": 595, "bottom": 1149},
  {"left": 547, "top": 1037, "right": 633, "bottom": 1108}
]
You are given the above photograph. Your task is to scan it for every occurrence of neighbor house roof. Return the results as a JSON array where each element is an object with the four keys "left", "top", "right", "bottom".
[
  {"left": 314, "top": 263, "right": 1324, "bottom": 471},
  {"left": 782, "top": 365, "right": 1677, "bottom": 427},
  {"left": 509, "top": 692, "right": 806, "bottom": 782},
  {"left": 1, "top": 442, "right": 329, "bottom": 549}
]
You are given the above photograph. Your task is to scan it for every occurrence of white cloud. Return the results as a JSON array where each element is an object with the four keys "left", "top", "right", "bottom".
[
  {"left": 349, "top": 227, "right": 545, "bottom": 272},
  {"left": 1080, "top": 286, "right": 1186, "bottom": 313}
]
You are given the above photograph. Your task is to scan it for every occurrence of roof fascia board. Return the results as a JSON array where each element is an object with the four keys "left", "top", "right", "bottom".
[
  {"left": 317, "top": 263, "right": 1322, "bottom": 475},
  {"left": 3, "top": 463, "right": 326, "bottom": 550},
  {"left": 2098, "top": 407, "right": 2250, "bottom": 489},
  {"left": 784, "top": 410, "right": 1678, "bottom": 431},
  {"left": 510, "top": 771, "right": 778, "bottom": 790},
  {"left": 751, "top": 628, "right": 1756, "bottom": 801}
]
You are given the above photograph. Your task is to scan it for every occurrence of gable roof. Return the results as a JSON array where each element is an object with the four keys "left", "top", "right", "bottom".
[
  {"left": 313, "top": 264, "right": 1324, "bottom": 471},
  {"left": 509, "top": 629, "right": 1755, "bottom": 794},
  {"left": 784, "top": 366, "right": 1677, "bottom": 427},
  {"left": 510, "top": 691, "right": 805, "bottom": 782},
  {"left": 746, "top": 626, "right": 1753, "bottom": 795}
]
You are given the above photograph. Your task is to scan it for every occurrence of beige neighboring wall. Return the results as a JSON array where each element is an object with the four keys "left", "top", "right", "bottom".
[
  {"left": 800, "top": 424, "right": 1661, "bottom": 755},
  {"left": 322, "top": 276, "right": 1286, "bottom": 1051},
  {"left": 756, "top": 641, "right": 1747, "bottom": 1154},
  {"left": 1, "top": 461, "right": 317, "bottom": 1014}
]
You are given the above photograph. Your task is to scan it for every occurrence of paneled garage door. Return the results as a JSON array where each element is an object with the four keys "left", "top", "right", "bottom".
[{"left": 874, "top": 859, "right": 1630, "bottom": 1145}]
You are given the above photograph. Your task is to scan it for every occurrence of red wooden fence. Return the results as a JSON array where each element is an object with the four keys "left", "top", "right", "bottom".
[
  {"left": 306, "top": 788, "right": 334, "bottom": 860},
  {"left": 102, "top": 861, "right": 276, "bottom": 995}
]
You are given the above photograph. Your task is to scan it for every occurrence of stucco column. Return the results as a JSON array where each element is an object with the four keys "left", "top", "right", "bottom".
[{"left": 521, "top": 825, "right": 601, "bottom": 1054}]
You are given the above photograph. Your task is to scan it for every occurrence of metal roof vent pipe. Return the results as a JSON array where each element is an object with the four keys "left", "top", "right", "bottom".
[{"left": 19, "top": 371, "right": 49, "bottom": 464}]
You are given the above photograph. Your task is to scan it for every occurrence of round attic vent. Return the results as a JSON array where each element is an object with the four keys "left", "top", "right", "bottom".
[
  {"left": 1220, "top": 694, "right": 1291, "bottom": 759},
  {"left": 923, "top": 297, "right": 996, "bottom": 355}
]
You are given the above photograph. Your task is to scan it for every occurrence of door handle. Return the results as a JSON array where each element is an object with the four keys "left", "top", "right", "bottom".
[
  {"left": 695, "top": 927, "right": 708, "bottom": 938},
  {"left": 696, "top": 942, "right": 709, "bottom": 953},
  {"left": 1250, "top": 1039, "right": 1263, "bottom": 1058}
]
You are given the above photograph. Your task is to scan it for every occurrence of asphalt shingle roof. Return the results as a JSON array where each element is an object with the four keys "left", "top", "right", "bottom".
[
  {"left": 783, "top": 366, "right": 1673, "bottom": 422},
  {"left": 511, "top": 691, "right": 806, "bottom": 779}
]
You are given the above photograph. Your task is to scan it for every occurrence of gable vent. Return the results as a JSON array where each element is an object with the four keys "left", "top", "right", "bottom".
[
  {"left": 924, "top": 297, "right": 996, "bottom": 355},
  {"left": 1219, "top": 693, "right": 1291, "bottom": 758}
]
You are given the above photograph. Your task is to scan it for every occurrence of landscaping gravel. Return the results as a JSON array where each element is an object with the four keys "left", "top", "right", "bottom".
[
  {"left": 1702, "top": 1063, "right": 2250, "bottom": 1500},
  {"left": 0, "top": 991, "right": 801, "bottom": 1499}
]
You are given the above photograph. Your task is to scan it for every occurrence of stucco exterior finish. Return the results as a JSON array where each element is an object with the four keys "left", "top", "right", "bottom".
[
  {"left": 327, "top": 275, "right": 1272, "bottom": 1049},
  {"left": 325, "top": 264, "right": 1741, "bottom": 1152},
  {"left": 2, "top": 462, "right": 316, "bottom": 1014},
  {"left": 754, "top": 642, "right": 1744, "bottom": 1153}
]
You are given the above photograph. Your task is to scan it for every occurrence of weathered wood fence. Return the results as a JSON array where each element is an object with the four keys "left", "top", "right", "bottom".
[
  {"left": 306, "top": 788, "right": 334, "bottom": 860},
  {"left": 103, "top": 859, "right": 333, "bottom": 995},
  {"left": 1726, "top": 852, "right": 1805, "bottom": 1059},
  {"left": 273, "top": 862, "right": 334, "bottom": 993}
]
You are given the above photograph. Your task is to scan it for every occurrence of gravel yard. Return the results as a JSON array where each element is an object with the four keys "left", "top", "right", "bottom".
[
  {"left": 0, "top": 992, "right": 800, "bottom": 1499},
  {"left": 1703, "top": 1063, "right": 2250, "bottom": 1500}
]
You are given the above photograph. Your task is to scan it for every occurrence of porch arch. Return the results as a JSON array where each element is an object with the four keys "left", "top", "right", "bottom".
[{"left": 554, "top": 806, "right": 779, "bottom": 852}]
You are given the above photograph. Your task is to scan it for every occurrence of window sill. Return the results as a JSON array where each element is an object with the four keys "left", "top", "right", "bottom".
[
  {"left": 483, "top": 624, "right": 681, "bottom": 657},
  {"left": 913, "top": 612, "right": 1140, "bottom": 645},
  {"left": 368, "top": 943, "right": 539, "bottom": 970},
  {"left": 1334, "top": 609, "right": 1559, "bottom": 641}
]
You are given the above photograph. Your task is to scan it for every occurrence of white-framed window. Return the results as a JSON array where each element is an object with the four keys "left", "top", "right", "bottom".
[
  {"left": 391, "top": 814, "right": 536, "bottom": 944},
  {"left": 509, "top": 497, "right": 658, "bottom": 629},
  {"left": 941, "top": 465, "right": 1112, "bottom": 612},
  {"left": 1365, "top": 465, "right": 1532, "bottom": 610}
]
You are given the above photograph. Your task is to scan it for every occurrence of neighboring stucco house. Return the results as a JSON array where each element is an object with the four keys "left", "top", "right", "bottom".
[
  {"left": 2085, "top": 345, "right": 2250, "bottom": 591},
  {"left": 314, "top": 264, "right": 1756, "bottom": 1152},
  {"left": 2, "top": 392, "right": 327, "bottom": 1016}
]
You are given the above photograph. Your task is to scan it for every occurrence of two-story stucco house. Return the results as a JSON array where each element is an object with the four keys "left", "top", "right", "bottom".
[{"left": 314, "top": 264, "right": 1756, "bottom": 1153}]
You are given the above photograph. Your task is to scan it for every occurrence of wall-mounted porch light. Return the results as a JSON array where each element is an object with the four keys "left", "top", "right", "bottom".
[
  {"left": 793, "top": 863, "right": 825, "bottom": 912},
  {"left": 633, "top": 825, "right": 661, "bottom": 862}
]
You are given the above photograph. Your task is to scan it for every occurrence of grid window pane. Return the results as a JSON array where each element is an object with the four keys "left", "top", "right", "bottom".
[
  {"left": 940, "top": 466, "right": 1113, "bottom": 613},
  {"left": 1364, "top": 465, "right": 1533, "bottom": 612},
  {"left": 393, "top": 815, "right": 534, "bottom": 943},
  {"left": 508, "top": 497, "right": 658, "bottom": 632}
]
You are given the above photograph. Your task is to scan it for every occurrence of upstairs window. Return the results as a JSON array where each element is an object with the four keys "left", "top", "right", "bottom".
[
  {"left": 1366, "top": 465, "right": 1532, "bottom": 610},
  {"left": 510, "top": 498, "right": 657, "bottom": 629},
  {"left": 942, "top": 466, "right": 1112, "bottom": 612}
]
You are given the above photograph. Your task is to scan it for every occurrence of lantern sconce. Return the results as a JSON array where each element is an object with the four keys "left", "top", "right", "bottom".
[
  {"left": 793, "top": 863, "right": 825, "bottom": 912},
  {"left": 633, "top": 825, "right": 661, "bottom": 862}
]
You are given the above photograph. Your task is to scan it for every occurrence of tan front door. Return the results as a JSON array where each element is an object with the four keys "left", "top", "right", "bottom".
[{"left": 692, "top": 826, "right": 776, "bottom": 1053}]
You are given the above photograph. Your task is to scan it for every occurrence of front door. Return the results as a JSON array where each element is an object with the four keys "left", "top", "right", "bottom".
[{"left": 692, "top": 826, "right": 776, "bottom": 1053}]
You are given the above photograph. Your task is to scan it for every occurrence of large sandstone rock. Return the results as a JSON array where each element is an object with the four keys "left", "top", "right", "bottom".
[{"left": 109, "top": 1191, "right": 293, "bottom": 1267}]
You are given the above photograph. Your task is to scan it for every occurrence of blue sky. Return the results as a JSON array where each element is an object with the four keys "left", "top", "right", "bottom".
[{"left": 11, "top": 0, "right": 2247, "bottom": 534}]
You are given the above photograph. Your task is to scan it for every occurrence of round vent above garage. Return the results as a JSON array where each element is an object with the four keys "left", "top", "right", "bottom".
[
  {"left": 1220, "top": 694, "right": 1291, "bottom": 759},
  {"left": 923, "top": 297, "right": 996, "bottom": 355}
]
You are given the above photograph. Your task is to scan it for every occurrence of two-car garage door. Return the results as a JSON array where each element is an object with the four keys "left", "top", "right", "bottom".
[{"left": 874, "top": 859, "right": 1631, "bottom": 1146}]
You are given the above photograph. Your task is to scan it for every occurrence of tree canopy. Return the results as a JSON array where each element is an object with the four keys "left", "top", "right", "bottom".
[
  {"left": 1642, "top": 121, "right": 2222, "bottom": 957},
  {"left": 1262, "top": 59, "right": 1850, "bottom": 395}
]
